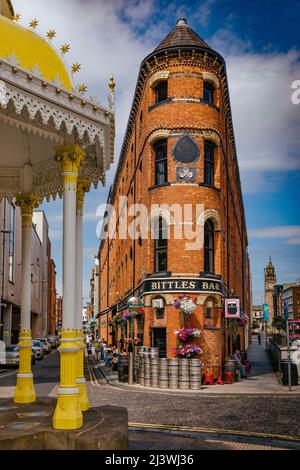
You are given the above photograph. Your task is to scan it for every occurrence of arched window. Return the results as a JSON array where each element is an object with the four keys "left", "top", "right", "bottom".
[
  {"left": 203, "top": 81, "right": 214, "bottom": 104},
  {"left": 155, "top": 80, "right": 168, "bottom": 104},
  {"left": 154, "top": 139, "right": 168, "bottom": 185},
  {"left": 204, "top": 220, "right": 214, "bottom": 273},
  {"left": 154, "top": 217, "right": 168, "bottom": 272},
  {"left": 204, "top": 141, "right": 215, "bottom": 186},
  {"left": 153, "top": 297, "right": 165, "bottom": 319}
]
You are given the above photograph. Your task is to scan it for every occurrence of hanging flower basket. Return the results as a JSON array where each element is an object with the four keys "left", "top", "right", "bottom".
[
  {"left": 174, "top": 327, "right": 201, "bottom": 343},
  {"left": 173, "top": 298, "right": 197, "bottom": 315},
  {"left": 174, "top": 343, "right": 202, "bottom": 358}
]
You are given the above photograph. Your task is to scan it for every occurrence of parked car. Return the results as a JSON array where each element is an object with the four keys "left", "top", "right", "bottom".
[
  {"left": 35, "top": 338, "right": 51, "bottom": 354},
  {"left": 32, "top": 340, "right": 44, "bottom": 360},
  {"left": 54, "top": 336, "right": 61, "bottom": 347},
  {"left": 46, "top": 336, "right": 57, "bottom": 349},
  {"left": 4, "top": 345, "right": 35, "bottom": 367}
]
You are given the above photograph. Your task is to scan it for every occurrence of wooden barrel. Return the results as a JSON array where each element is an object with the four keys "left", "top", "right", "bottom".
[
  {"left": 158, "top": 358, "right": 168, "bottom": 388},
  {"left": 149, "top": 347, "right": 159, "bottom": 358},
  {"left": 223, "top": 360, "right": 240, "bottom": 382},
  {"left": 117, "top": 358, "right": 129, "bottom": 383},
  {"left": 190, "top": 377, "right": 201, "bottom": 390},
  {"left": 168, "top": 358, "right": 179, "bottom": 389},
  {"left": 178, "top": 358, "right": 190, "bottom": 389},
  {"left": 190, "top": 358, "right": 201, "bottom": 390},
  {"left": 138, "top": 355, "right": 144, "bottom": 385}
]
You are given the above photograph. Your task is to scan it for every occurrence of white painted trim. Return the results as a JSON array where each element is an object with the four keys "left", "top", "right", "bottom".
[
  {"left": 17, "top": 373, "right": 33, "bottom": 378},
  {"left": 76, "top": 378, "right": 86, "bottom": 384},
  {"left": 57, "top": 387, "right": 79, "bottom": 395}
]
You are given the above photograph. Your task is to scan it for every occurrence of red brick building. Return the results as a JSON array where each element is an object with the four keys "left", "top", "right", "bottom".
[{"left": 98, "top": 19, "right": 251, "bottom": 374}]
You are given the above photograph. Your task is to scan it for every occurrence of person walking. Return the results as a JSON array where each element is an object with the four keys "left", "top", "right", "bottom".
[{"left": 258, "top": 332, "right": 261, "bottom": 345}]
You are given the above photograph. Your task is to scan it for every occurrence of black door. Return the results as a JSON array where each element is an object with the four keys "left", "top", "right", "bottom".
[{"left": 152, "top": 328, "right": 167, "bottom": 357}]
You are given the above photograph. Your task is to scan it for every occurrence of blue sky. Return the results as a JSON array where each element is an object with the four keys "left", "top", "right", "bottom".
[{"left": 14, "top": 0, "right": 300, "bottom": 305}]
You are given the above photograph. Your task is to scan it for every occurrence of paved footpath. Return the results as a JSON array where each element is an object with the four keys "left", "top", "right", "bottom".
[
  {"left": 99, "top": 335, "right": 300, "bottom": 395},
  {"left": 1, "top": 342, "right": 300, "bottom": 450}
]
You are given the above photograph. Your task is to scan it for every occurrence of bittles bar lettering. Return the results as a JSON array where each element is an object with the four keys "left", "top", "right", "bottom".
[{"left": 145, "top": 278, "right": 224, "bottom": 294}]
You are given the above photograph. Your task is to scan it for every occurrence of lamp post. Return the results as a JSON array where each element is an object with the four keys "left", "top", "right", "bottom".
[{"left": 284, "top": 302, "right": 292, "bottom": 391}]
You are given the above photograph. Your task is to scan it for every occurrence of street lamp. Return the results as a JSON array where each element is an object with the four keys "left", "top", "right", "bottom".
[{"left": 283, "top": 301, "right": 292, "bottom": 391}]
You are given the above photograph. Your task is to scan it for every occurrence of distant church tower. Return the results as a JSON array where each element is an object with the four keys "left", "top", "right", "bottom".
[{"left": 264, "top": 258, "right": 277, "bottom": 322}]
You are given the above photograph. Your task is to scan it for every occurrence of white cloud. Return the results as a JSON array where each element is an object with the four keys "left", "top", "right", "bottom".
[
  {"left": 195, "top": 0, "right": 217, "bottom": 27},
  {"left": 249, "top": 226, "right": 300, "bottom": 243}
]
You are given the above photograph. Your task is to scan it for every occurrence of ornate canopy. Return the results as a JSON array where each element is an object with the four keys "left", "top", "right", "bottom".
[{"left": 0, "top": 10, "right": 115, "bottom": 202}]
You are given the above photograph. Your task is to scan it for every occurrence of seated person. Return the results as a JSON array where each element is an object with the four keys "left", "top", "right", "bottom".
[{"left": 231, "top": 349, "right": 247, "bottom": 379}]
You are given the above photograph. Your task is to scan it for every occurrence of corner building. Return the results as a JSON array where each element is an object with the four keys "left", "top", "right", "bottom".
[{"left": 99, "top": 20, "right": 251, "bottom": 372}]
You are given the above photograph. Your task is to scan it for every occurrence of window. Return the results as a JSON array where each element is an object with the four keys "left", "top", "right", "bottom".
[
  {"left": 204, "top": 299, "right": 214, "bottom": 319},
  {"left": 8, "top": 204, "right": 15, "bottom": 282},
  {"left": 204, "top": 141, "right": 214, "bottom": 186},
  {"left": 204, "top": 220, "right": 214, "bottom": 273},
  {"left": 154, "top": 140, "right": 168, "bottom": 185},
  {"left": 154, "top": 217, "right": 168, "bottom": 272},
  {"left": 203, "top": 82, "right": 214, "bottom": 104},
  {"left": 155, "top": 80, "right": 168, "bottom": 104}
]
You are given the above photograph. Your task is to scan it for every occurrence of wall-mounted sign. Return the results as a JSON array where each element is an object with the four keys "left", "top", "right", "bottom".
[
  {"left": 225, "top": 298, "right": 240, "bottom": 318},
  {"left": 289, "top": 320, "right": 300, "bottom": 338},
  {"left": 262, "top": 303, "right": 269, "bottom": 321},
  {"left": 176, "top": 167, "right": 196, "bottom": 182},
  {"left": 143, "top": 278, "right": 224, "bottom": 295},
  {"left": 116, "top": 278, "right": 224, "bottom": 312}
]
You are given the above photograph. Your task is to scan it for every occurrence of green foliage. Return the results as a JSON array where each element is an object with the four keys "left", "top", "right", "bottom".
[{"left": 272, "top": 316, "right": 286, "bottom": 331}]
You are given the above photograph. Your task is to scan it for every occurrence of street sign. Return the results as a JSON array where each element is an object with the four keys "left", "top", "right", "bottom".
[
  {"left": 225, "top": 298, "right": 240, "bottom": 318},
  {"left": 262, "top": 304, "right": 269, "bottom": 321},
  {"left": 289, "top": 320, "right": 300, "bottom": 338}
]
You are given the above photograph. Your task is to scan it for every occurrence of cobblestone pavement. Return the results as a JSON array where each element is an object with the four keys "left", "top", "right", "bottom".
[{"left": 1, "top": 349, "right": 300, "bottom": 450}]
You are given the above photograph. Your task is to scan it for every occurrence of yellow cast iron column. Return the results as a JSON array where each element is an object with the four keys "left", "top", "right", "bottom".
[
  {"left": 53, "top": 145, "right": 85, "bottom": 430},
  {"left": 75, "top": 179, "right": 90, "bottom": 411},
  {"left": 14, "top": 194, "right": 40, "bottom": 403}
]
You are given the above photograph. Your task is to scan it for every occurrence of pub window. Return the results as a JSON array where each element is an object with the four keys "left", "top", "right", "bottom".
[
  {"left": 155, "top": 80, "right": 168, "bottom": 104},
  {"left": 204, "top": 298, "right": 215, "bottom": 319},
  {"left": 204, "top": 220, "right": 214, "bottom": 273},
  {"left": 154, "top": 217, "right": 168, "bottom": 273},
  {"left": 8, "top": 203, "right": 15, "bottom": 282},
  {"left": 154, "top": 139, "right": 168, "bottom": 186},
  {"left": 204, "top": 141, "right": 215, "bottom": 186},
  {"left": 154, "top": 298, "right": 165, "bottom": 319},
  {"left": 203, "top": 81, "right": 214, "bottom": 104}
]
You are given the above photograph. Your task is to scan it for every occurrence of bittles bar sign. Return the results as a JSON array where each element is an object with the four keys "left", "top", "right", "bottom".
[{"left": 142, "top": 278, "right": 224, "bottom": 295}]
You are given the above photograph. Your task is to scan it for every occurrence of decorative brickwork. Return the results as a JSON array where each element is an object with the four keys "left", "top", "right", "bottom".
[{"left": 98, "top": 20, "right": 251, "bottom": 372}]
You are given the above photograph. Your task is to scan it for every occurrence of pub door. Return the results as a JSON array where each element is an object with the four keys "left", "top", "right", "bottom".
[{"left": 152, "top": 328, "right": 167, "bottom": 357}]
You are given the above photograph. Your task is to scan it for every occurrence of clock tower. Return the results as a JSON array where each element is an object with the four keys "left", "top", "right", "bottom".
[{"left": 264, "top": 258, "right": 277, "bottom": 323}]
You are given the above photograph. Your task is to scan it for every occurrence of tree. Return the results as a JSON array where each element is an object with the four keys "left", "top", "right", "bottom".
[{"left": 272, "top": 316, "right": 286, "bottom": 331}]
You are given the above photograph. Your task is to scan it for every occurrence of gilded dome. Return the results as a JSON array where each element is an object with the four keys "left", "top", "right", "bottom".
[{"left": 0, "top": 14, "right": 73, "bottom": 90}]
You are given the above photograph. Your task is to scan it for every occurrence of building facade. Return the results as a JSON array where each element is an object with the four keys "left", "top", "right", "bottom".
[
  {"left": 0, "top": 199, "right": 56, "bottom": 343},
  {"left": 98, "top": 19, "right": 251, "bottom": 370},
  {"left": 281, "top": 281, "right": 300, "bottom": 320},
  {"left": 251, "top": 305, "right": 263, "bottom": 328}
]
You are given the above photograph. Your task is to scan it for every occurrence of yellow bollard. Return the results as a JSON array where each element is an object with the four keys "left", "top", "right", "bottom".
[
  {"left": 14, "top": 329, "right": 36, "bottom": 403},
  {"left": 76, "top": 329, "right": 89, "bottom": 411},
  {"left": 53, "top": 328, "right": 83, "bottom": 429}
]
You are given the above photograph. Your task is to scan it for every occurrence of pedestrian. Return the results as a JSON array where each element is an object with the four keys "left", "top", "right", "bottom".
[
  {"left": 231, "top": 349, "right": 247, "bottom": 379},
  {"left": 95, "top": 340, "right": 101, "bottom": 362},
  {"left": 258, "top": 332, "right": 261, "bottom": 345}
]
